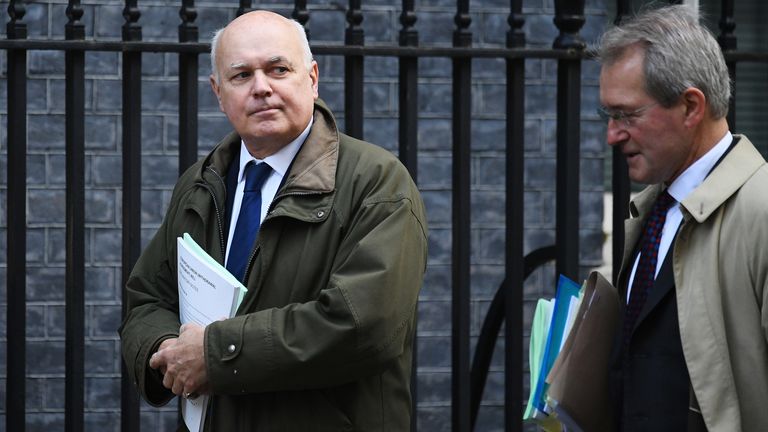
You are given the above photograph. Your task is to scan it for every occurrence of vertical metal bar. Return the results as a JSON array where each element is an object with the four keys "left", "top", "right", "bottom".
[
  {"left": 718, "top": 0, "right": 736, "bottom": 129},
  {"left": 64, "top": 2, "right": 86, "bottom": 431},
  {"left": 553, "top": 1, "right": 586, "bottom": 281},
  {"left": 344, "top": 0, "right": 364, "bottom": 139},
  {"left": 237, "top": 0, "right": 253, "bottom": 17},
  {"left": 121, "top": 2, "right": 142, "bottom": 431},
  {"left": 504, "top": 4, "right": 525, "bottom": 431},
  {"left": 179, "top": 0, "right": 199, "bottom": 175},
  {"left": 611, "top": 0, "right": 631, "bottom": 286},
  {"left": 5, "top": 3, "right": 28, "bottom": 431},
  {"left": 292, "top": 0, "right": 310, "bottom": 41},
  {"left": 398, "top": 4, "right": 419, "bottom": 430},
  {"left": 452, "top": 1, "right": 472, "bottom": 431}
]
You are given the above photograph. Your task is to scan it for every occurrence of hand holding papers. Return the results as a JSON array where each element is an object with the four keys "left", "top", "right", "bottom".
[
  {"left": 525, "top": 271, "right": 620, "bottom": 432},
  {"left": 177, "top": 233, "right": 248, "bottom": 432}
]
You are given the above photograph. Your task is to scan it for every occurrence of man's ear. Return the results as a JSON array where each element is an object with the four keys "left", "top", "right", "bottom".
[
  {"left": 309, "top": 61, "right": 319, "bottom": 100},
  {"left": 210, "top": 74, "right": 223, "bottom": 111},
  {"left": 681, "top": 87, "right": 706, "bottom": 128}
]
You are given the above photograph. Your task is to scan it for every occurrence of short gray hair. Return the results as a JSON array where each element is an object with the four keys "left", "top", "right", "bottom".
[
  {"left": 210, "top": 17, "right": 314, "bottom": 81},
  {"left": 596, "top": 5, "right": 731, "bottom": 119}
]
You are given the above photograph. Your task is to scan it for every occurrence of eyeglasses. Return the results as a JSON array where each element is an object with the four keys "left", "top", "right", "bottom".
[{"left": 597, "top": 102, "right": 658, "bottom": 128}]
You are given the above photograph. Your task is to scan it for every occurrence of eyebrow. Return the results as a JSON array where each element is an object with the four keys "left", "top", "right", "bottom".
[{"left": 227, "top": 56, "right": 294, "bottom": 71}]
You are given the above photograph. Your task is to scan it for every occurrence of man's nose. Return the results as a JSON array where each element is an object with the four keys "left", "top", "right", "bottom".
[
  {"left": 605, "top": 120, "right": 628, "bottom": 147},
  {"left": 251, "top": 71, "right": 272, "bottom": 97}
]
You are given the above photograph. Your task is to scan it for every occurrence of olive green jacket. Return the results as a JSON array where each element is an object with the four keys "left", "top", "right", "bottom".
[
  {"left": 119, "top": 100, "right": 428, "bottom": 431},
  {"left": 622, "top": 135, "right": 768, "bottom": 431}
]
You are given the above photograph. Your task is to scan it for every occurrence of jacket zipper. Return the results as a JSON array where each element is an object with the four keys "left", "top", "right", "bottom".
[{"left": 194, "top": 166, "right": 228, "bottom": 260}]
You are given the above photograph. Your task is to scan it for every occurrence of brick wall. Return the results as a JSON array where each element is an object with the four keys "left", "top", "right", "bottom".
[{"left": 0, "top": 1, "right": 612, "bottom": 430}]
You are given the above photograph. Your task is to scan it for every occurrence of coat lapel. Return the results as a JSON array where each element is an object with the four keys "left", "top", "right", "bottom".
[{"left": 633, "top": 240, "right": 675, "bottom": 330}]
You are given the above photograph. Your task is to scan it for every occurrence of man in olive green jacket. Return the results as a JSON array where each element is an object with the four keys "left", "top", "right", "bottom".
[{"left": 119, "top": 11, "right": 427, "bottom": 431}]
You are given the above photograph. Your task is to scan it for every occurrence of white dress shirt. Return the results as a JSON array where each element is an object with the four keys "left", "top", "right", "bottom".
[
  {"left": 626, "top": 131, "right": 733, "bottom": 303},
  {"left": 224, "top": 117, "right": 313, "bottom": 267}
]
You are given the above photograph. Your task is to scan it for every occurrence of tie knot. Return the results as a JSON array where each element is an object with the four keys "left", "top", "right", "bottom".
[
  {"left": 654, "top": 190, "right": 676, "bottom": 214},
  {"left": 243, "top": 162, "right": 272, "bottom": 192}
]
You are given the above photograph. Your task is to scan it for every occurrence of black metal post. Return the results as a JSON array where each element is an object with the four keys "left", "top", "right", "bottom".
[
  {"left": 718, "top": 0, "right": 737, "bottom": 129},
  {"left": 237, "top": 0, "right": 253, "bottom": 17},
  {"left": 292, "top": 0, "right": 310, "bottom": 41},
  {"left": 452, "top": 1, "right": 472, "bottom": 431},
  {"left": 344, "top": 0, "right": 364, "bottom": 139},
  {"left": 6, "top": 2, "right": 28, "bottom": 431},
  {"left": 121, "top": 2, "right": 142, "bottom": 431},
  {"left": 398, "top": 4, "right": 419, "bottom": 430},
  {"left": 553, "top": 0, "right": 586, "bottom": 281},
  {"left": 503, "top": 3, "right": 526, "bottom": 431},
  {"left": 179, "top": 0, "right": 199, "bottom": 175},
  {"left": 64, "top": 2, "right": 86, "bottom": 431},
  {"left": 610, "top": 1, "right": 631, "bottom": 284}
]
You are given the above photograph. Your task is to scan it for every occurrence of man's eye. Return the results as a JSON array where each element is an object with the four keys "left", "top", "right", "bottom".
[
  {"left": 233, "top": 71, "right": 251, "bottom": 80},
  {"left": 272, "top": 66, "right": 289, "bottom": 75}
]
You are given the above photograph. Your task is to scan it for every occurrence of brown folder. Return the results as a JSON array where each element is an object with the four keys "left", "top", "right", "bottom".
[{"left": 545, "top": 271, "right": 620, "bottom": 432}]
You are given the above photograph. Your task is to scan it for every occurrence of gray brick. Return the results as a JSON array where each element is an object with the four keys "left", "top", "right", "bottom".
[
  {"left": 315, "top": 55, "right": 344, "bottom": 81},
  {"left": 524, "top": 84, "right": 557, "bottom": 116},
  {"left": 477, "top": 13, "right": 510, "bottom": 46},
  {"left": 471, "top": 191, "right": 505, "bottom": 224},
  {"left": 46, "top": 304, "right": 65, "bottom": 338},
  {"left": 85, "top": 51, "right": 120, "bottom": 76},
  {"left": 94, "top": 79, "right": 121, "bottom": 112},
  {"left": 50, "top": 78, "right": 95, "bottom": 112},
  {"left": 199, "top": 80, "right": 220, "bottom": 112},
  {"left": 525, "top": 14, "right": 559, "bottom": 48},
  {"left": 363, "top": 117, "right": 398, "bottom": 152},
  {"left": 27, "top": 340, "right": 65, "bottom": 374},
  {"left": 136, "top": 6, "right": 182, "bottom": 41},
  {"left": 48, "top": 154, "right": 71, "bottom": 185},
  {"left": 85, "top": 340, "right": 119, "bottom": 374},
  {"left": 28, "top": 114, "right": 65, "bottom": 151},
  {"left": 27, "top": 305, "right": 46, "bottom": 338},
  {"left": 28, "top": 414, "right": 65, "bottom": 432},
  {"left": 524, "top": 157, "right": 556, "bottom": 189},
  {"left": 26, "top": 377, "right": 44, "bottom": 410},
  {"left": 418, "top": 82, "right": 451, "bottom": 115},
  {"left": 48, "top": 227, "right": 65, "bottom": 264},
  {"left": 142, "top": 53, "right": 167, "bottom": 77},
  {"left": 27, "top": 153, "right": 46, "bottom": 185},
  {"left": 27, "top": 78, "right": 47, "bottom": 112},
  {"left": 197, "top": 6, "right": 235, "bottom": 43},
  {"left": 421, "top": 190, "right": 450, "bottom": 225},
  {"left": 525, "top": 228, "right": 555, "bottom": 253},
  {"left": 473, "top": 228, "right": 505, "bottom": 265},
  {"left": 142, "top": 80, "right": 179, "bottom": 112},
  {"left": 472, "top": 58, "right": 506, "bottom": 80},
  {"left": 362, "top": 10, "right": 396, "bottom": 44},
  {"left": 475, "top": 405, "right": 505, "bottom": 432},
  {"left": 90, "top": 304, "right": 121, "bottom": 338},
  {"left": 476, "top": 83, "right": 506, "bottom": 116},
  {"left": 475, "top": 156, "right": 503, "bottom": 187},
  {"left": 28, "top": 267, "right": 65, "bottom": 301},
  {"left": 523, "top": 191, "right": 544, "bottom": 227},
  {"left": 415, "top": 11, "right": 454, "bottom": 46},
  {"left": 416, "top": 372, "right": 451, "bottom": 403},
  {"left": 427, "top": 228, "right": 451, "bottom": 266},
  {"left": 364, "top": 56, "right": 398, "bottom": 80},
  {"left": 306, "top": 10, "right": 345, "bottom": 43},
  {"left": 581, "top": 227, "right": 605, "bottom": 264},
  {"left": 470, "top": 265, "right": 505, "bottom": 298},
  {"left": 15, "top": 2, "right": 49, "bottom": 38},
  {"left": 86, "top": 377, "right": 121, "bottom": 409},
  {"left": 417, "top": 300, "right": 451, "bottom": 333},
  {"left": 581, "top": 157, "right": 604, "bottom": 191},
  {"left": 417, "top": 407, "right": 451, "bottom": 432},
  {"left": 92, "top": 155, "right": 122, "bottom": 187},
  {"left": 417, "top": 336, "right": 451, "bottom": 368},
  {"left": 419, "top": 57, "right": 452, "bottom": 79},
  {"left": 0, "top": 306, "right": 5, "bottom": 339},
  {"left": 196, "top": 116, "right": 233, "bottom": 151},
  {"left": 421, "top": 264, "right": 450, "bottom": 299},
  {"left": 85, "top": 412, "right": 120, "bottom": 432},
  {"left": 141, "top": 189, "right": 168, "bottom": 225},
  {"left": 91, "top": 228, "right": 122, "bottom": 264},
  {"left": 418, "top": 156, "right": 451, "bottom": 188},
  {"left": 142, "top": 155, "right": 178, "bottom": 187},
  {"left": 26, "top": 228, "right": 46, "bottom": 264},
  {"left": 85, "top": 267, "right": 118, "bottom": 302},
  {"left": 582, "top": 118, "right": 608, "bottom": 154},
  {"left": 28, "top": 188, "right": 65, "bottom": 224},
  {"left": 417, "top": 119, "right": 451, "bottom": 151},
  {"left": 363, "top": 82, "right": 393, "bottom": 115},
  {"left": 471, "top": 119, "right": 505, "bottom": 151},
  {"left": 29, "top": 50, "right": 65, "bottom": 75},
  {"left": 86, "top": 115, "right": 119, "bottom": 151}
]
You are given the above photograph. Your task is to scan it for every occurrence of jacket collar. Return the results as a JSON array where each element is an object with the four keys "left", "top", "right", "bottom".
[
  {"left": 680, "top": 135, "right": 763, "bottom": 223},
  {"left": 194, "top": 98, "right": 340, "bottom": 199}
]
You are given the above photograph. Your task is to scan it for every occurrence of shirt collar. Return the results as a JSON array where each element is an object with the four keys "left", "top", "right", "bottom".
[
  {"left": 237, "top": 116, "right": 314, "bottom": 182},
  {"left": 666, "top": 130, "right": 732, "bottom": 203}
]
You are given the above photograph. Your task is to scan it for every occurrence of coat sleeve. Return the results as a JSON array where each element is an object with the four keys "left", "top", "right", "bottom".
[
  {"left": 205, "top": 184, "right": 428, "bottom": 394},
  {"left": 118, "top": 198, "right": 183, "bottom": 407}
]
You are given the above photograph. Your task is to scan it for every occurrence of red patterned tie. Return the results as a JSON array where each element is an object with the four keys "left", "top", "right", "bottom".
[{"left": 623, "top": 190, "right": 676, "bottom": 348}]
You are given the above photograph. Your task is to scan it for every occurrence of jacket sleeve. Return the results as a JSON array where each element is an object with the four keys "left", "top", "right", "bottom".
[
  {"left": 118, "top": 200, "right": 183, "bottom": 406},
  {"left": 205, "top": 185, "right": 428, "bottom": 393}
]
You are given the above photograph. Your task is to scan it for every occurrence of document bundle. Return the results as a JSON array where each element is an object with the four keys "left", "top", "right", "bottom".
[{"left": 524, "top": 271, "right": 620, "bottom": 432}]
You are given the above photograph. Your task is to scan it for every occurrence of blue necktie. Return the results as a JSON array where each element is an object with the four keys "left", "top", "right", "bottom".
[{"left": 226, "top": 161, "right": 272, "bottom": 282}]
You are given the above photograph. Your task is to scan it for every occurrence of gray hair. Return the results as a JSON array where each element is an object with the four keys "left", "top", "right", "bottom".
[
  {"left": 596, "top": 5, "right": 731, "bottom": 119},
  {"left": 210, "top": 17, "right": 314, "bottom": 82}
]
